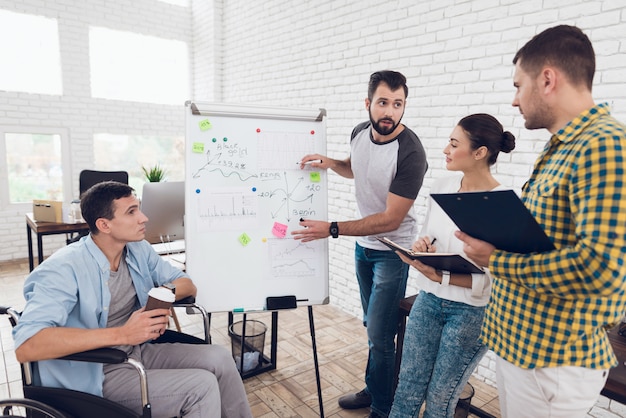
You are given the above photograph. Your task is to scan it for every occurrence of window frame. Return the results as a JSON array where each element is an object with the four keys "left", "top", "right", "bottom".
[{"left": 0, "top": 125, "right": 72, "bottom": 210}]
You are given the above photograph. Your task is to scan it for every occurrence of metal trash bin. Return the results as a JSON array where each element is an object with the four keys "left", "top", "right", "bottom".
[
  {"left": 454, "top": 382, "right": 475, "bottom": 418},
  {"left": 229, "top": 319, "right": 267, "bottom": 373}
]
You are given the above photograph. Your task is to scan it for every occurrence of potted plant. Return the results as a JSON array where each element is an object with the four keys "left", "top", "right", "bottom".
[{"left": 141, "top": 164, "right": 166, "bottom": 182}]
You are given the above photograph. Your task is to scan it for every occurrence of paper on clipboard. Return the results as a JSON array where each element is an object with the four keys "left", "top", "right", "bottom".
[
  {"left": 431, "top": 190, "right": 555, "bottom": 254},
  {"left": 377, "top": 237, "right": 484, "bottom": 274}
]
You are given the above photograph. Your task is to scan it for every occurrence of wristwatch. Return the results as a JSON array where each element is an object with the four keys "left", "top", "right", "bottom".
[
  {"left": 441, "top": 270, "right": 451, "bottom": 286},
  {"left": 161, "top": 282, "right": 176, "bottom": 295},
  {"left": 329, "top": 221, "right": 339, "bottom": 238}
]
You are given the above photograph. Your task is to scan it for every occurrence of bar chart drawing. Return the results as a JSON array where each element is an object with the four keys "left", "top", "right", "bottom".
[{"left": 197, "top": 188, "right": 258, "bottom": 231}]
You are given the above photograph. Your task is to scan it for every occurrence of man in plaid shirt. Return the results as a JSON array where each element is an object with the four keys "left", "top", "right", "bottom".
[{"left": 457, "top": 25, "right": 626, "bottom": 417}]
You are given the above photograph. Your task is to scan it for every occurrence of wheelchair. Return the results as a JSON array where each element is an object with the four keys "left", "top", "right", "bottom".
[{"left": 0, "top": 297, "right": 211, "bottom": 418}]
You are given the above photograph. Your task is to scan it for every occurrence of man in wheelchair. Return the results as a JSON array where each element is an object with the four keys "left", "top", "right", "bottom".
[{"left": 12, "top": 181, "right": 252, "bottom": 418}]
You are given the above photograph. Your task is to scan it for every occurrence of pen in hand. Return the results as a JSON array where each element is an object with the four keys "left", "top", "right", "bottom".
[
  {"left": 427, "top": 238, "right": 437, "bottom": 252},
  {"left": 297, "top": 159, "right": 323, "bottom": 165}
]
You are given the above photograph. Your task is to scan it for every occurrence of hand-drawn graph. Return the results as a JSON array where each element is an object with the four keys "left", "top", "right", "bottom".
[
  {"left": 268, "top": 239, "right": 321, "bottom": 278},
  {"left": 257, "top": 131, "right": 316, "bottom": 170},
  {"left": 192, "top": 147, "right": 257, "bottom": 181},
  {"left": 197, "top": 188, "right": 258, "bottom": 231},
  {"left": 257, "top": 172, "right": 320, "bottom": 222}
]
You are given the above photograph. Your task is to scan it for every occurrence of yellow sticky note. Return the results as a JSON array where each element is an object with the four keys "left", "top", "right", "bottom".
[
  {"left": 192, "top": 142, "right": 204, "bottom": 153},
  {"left": 239, "top": 233, "right": 252, "bottom": 246},
  {"left": 199, "top": 119, "right": 212, "bottom": 131},
  {"left": 310, "top": 172, "right": 321, "bottom": 183}
]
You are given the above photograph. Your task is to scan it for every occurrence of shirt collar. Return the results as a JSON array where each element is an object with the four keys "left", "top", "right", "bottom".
[
  {"left": 553, "top": 102, "right": 611, "bottom": 144},
  {"left": 84, "top": 234, "right": 131, "bottom": 273}
]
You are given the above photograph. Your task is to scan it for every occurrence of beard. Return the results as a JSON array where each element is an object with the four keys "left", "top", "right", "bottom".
[
  {"left": 523, "top": 104, "right": 554, "bottom": 130},
  {"left": 369, "top": 109, "right": 403, "bottom": 136},
  {"left": 522, "top": 87, "right": 553, "bottom": 131}
]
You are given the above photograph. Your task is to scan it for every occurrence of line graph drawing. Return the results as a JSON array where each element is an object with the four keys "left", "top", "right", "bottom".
[
  {"left": 268, "top": 239, "right": 321, "bottom": 278},
  {"left": 257, "top": 172, "right": 316, "bottom": 221},
  {"left": 192, "top": 148, "right": 258, "bottom": 181}
]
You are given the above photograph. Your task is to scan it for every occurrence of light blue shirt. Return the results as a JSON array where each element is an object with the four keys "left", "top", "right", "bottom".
[{"left": 13, "top": 234, "right": 186, "bottom": 397}]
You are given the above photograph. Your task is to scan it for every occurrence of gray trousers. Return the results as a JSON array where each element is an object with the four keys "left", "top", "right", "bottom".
[{"left": 103, "top": 343, "right": 252, "bottom": 418}]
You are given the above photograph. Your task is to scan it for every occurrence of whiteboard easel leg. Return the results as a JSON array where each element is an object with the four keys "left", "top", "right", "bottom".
[{"left": 308, "top": 305, "right": 324, "bottom": 417}]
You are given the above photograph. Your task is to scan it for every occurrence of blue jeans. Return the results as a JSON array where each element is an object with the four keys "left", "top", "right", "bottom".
[
  {"left": 390, "top": 291, "right": 488, "bottom": 418},
  {"left": 355, "top": 243, "right": 410, "bottom": 416}
]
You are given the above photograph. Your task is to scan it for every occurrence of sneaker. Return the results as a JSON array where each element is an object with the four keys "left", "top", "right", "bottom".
[{"left": 338, "top": 388, "right": 372, "bottom": 409}]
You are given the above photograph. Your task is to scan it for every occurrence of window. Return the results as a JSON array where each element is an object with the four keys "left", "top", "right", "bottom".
[
  {"left": 89, "top": 27, "right": 189, "bottom": 105},
  {"left": 1, "top": 129, "right": 69, "bottom": 205},
  {"left": 93, "top": 133, "right": 185, "bottom": 195},
  {"left": 0, "top": 9, "right": 62, "bottom": 95}
]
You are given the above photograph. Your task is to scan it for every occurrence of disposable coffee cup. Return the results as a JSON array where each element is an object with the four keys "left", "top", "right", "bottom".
[{"left": 145, "top": 287, "right": 175, "bottom": 311}]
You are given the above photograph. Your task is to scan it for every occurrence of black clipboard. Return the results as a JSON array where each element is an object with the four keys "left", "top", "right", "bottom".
[
  {"left": 377, "top": 237, "right": 484, "bottom": 274},
  {"left": 431, "top": 190, "right": 555, "bottom": 254}
]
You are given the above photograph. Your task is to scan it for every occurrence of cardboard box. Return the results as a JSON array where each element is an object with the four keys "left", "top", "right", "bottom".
[{"left": 33, "top": 200, "right": 64, "bottom": 223}]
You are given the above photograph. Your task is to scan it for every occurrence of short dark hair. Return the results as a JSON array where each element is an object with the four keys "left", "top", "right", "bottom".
[
  {"left": 80, "top": 181, "right": 135, "bottom": 234},
  {"left": 513, "top": 25, "right": 595, "bottom": 90},
  {"left": 458, "top": 114, "right": 516, "bottom": 166},
  {"left": 368, "top": 70, "right": 409, "bottom": 100}
]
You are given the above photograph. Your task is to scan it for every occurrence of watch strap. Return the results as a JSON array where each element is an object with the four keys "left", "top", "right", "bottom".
[
  {"left": 441, "top": 271, "right": 451, "bottom": 286},
  {"left": 329, "top": 221, "right": 339, "bottom": 238}
]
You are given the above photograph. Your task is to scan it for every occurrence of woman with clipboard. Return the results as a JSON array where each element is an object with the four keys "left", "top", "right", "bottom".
[{"left": 390, "top": 114, "right": 515, "bottom": 418}]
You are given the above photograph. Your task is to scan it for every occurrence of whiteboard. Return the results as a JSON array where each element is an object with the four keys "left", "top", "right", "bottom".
[{"left": 184, "top": 102, "right": 329, "bottom": 312}]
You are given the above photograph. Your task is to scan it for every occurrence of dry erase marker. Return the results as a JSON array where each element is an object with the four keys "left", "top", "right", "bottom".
[
  {"left": 233, "top": 307, "right": 264, "bottom": 313},
  {"left": 297, "top": 159, "right": 322, "bottom": 165}
]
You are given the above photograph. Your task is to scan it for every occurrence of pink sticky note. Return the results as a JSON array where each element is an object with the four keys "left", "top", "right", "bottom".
[{"left": 272, "top": 222, "right": 288, "bottom": 238}]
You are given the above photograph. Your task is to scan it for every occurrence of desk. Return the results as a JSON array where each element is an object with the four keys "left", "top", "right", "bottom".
[{"left": 26, "top": 213, "right": 89, "bottom": 272}]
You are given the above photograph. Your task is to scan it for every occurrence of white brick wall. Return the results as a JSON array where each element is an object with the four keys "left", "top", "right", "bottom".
[
  {"left": 1, "top": 0, "right": 626, "bottom": 407},
  {"left": 0, "top": 0, "right": 192, "bottom": 262},
  {"left": 215, "top": 0, "right": 626, "bottom": 394}
]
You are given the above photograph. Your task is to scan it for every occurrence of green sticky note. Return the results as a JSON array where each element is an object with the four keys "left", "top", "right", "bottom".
[
  {"left": 310, "top": 172, "right": 321, "bottom": 183},
  {"left": 239, "top": 233, "right": 252, "bottom": 246},
  {"left": 192, "top": 142, "right": 204, "bottom": 153},
  {"left": 199, "top": 119, "right": 212, "bottom": 131}
]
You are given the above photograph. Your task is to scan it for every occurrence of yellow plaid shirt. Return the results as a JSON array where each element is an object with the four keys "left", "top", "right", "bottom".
[{"left": 482, "top": 103, "right": 626, "bottom": 369}]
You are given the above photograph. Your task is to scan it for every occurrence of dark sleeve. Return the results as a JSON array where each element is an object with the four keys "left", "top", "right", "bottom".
[
  {"left": 350, "top": 121, "right": 371, "bottom": 141},
  {"left": 390, "top": 129, "right": 428, "bottom": 200}
]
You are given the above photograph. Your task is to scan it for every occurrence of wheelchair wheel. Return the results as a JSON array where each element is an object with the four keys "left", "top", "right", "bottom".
[{"left": 0, "top": 398, "right": 67, "bottom": 418}]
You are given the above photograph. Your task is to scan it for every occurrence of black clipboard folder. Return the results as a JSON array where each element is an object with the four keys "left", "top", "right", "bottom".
[
  {"left": 431, "top": 190, "right": 555, "bottom": 254},
  {"left": 377, "top": 237, "right": 484, "bottom": 274}
]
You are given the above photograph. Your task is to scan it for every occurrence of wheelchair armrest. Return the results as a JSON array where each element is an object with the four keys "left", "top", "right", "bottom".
[
  {"left": 60, "top": 347, "right": 128, "bottom": 364},
  {"left": 59, "top": 347, "right": 149, "bottom": 409},
  {"left": 171, "top": 296, "right": 211, "bottom": 344},
  {"left": 173, "top": 295, "right": 195, "bottom": 306}
]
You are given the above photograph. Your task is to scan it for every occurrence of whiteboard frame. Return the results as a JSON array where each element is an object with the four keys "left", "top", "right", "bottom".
[{"left": 184, "top": 101, "right": 330, "bottom": 313}]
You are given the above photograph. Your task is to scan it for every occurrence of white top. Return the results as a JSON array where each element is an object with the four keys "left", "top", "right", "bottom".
[{"left": 415, "top": 174, "right": 508, "bottom": 307}]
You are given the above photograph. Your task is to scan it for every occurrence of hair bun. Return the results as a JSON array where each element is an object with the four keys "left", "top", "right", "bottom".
[{"left": 501, "top": 131, "right": 516, "bottom": 153}]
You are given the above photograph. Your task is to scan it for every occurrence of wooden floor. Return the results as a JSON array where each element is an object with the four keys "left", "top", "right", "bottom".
[{"left": 0, "top": 258, "right": 501, "bottom": 417}]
